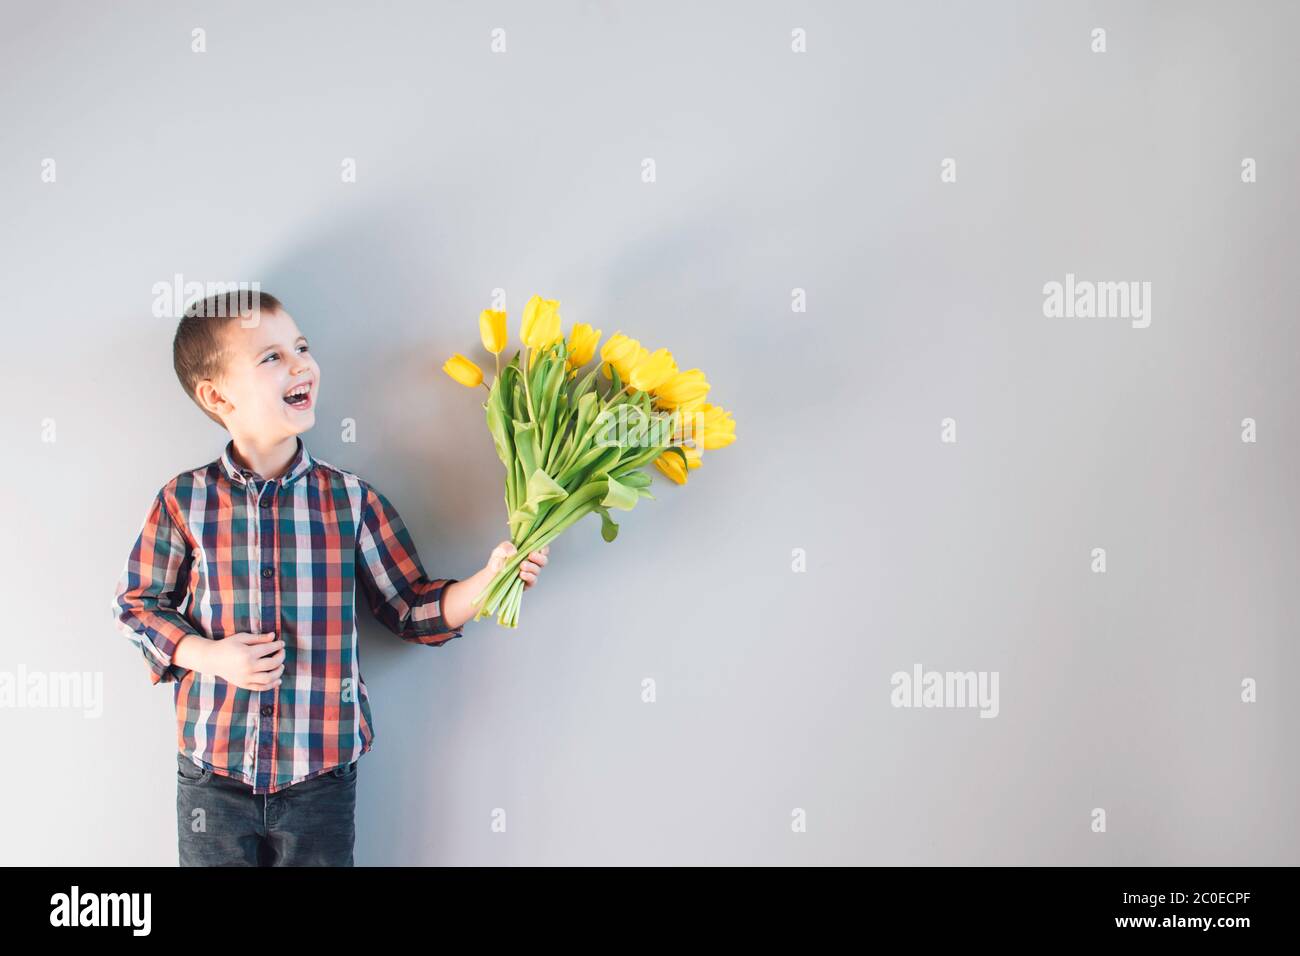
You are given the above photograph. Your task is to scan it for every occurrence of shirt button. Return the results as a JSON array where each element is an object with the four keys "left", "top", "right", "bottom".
[
  {"left": 261, "top": 567, "right": 274, "bottom": 578},
  {"left": 260, "top": 705, "right": 273, "bottom": 717},
  {"left": 260, "top": 498, "right": 272, "bottom": 509}
]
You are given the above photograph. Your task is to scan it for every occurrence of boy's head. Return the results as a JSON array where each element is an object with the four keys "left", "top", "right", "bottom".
[{"left": 172, "top": 290, "right": 320, "bottom": 440}]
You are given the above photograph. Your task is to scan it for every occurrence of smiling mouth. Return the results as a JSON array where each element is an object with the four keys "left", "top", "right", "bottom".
[{"left": 283, "top": 382, "right": 313, "bottom": 410}]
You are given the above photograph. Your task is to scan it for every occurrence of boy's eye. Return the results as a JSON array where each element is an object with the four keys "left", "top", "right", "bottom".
[{"left": 261, "top": 344, "right": 307, "bottom": 363}]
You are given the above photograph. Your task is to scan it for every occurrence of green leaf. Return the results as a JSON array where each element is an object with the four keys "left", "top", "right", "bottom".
[
  {"left": 539, "top": 355, "right": 567, "bottom": 462},
  {"left": 592, "top": 408, "right": 621, "bottom": 450},
  {"left": 562, "top": 442, "right": 621, "bottom": 490},
  {"left": 601, "top": 473, "right": 640, "bottom": 512},
  {"left": 543, "top": 353, "right": 566, "bottom": 408},
  {"left": 509, "top": 468, "right": 569, "bottom": 527},
  {"left": 595, "top": 506, "right": 619, "bottom": 542},
  {"left": 537, "top": 383, "right": 555, "bottom": 464},
  {"left": 525, "top": 467, "right": 568, "bottom": 504},
  {"left": 551, "top": 391, "right": 600, "bottom": 478},
  {"left": 529, "top": 343, "right": 550, "bottom": 406},
  {"left": 574, "top": 392, "right": 598, "bottom": 435},
  {"left": 508, "top": 457, "right": 528, "bottom": 534},
  {"left": 572, "top": 363, "right": 602, "bottom": 401},
  {"left": 485, "top": 378, "right": 514, "bottom": 469},
  {"left": 609, "top": 411, "right": 679, "bottom": 474},
  {"left": 517, "top": 479, "right": 611, "bottom": 549},
  {"left": 617, "top": 470, "right": 652, "bottom": 490},
  {"left": 513, "top": 420, "right": 539, "bottom": 476},
  {"left": 620, "top": 403, "right": 651, "bottom": 447},
  {"left": 545, "top": 423, "right": 573, "bottom": 475}
]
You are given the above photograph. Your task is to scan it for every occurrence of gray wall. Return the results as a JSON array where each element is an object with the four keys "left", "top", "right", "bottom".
[{"left": 1, "top": 0, "right": 1295, "bottom": 865}]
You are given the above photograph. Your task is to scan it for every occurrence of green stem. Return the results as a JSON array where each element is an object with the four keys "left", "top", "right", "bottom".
[
  {"left": 602, "top": 383, "right": 633, "bottom": 412},
  {"left": 554, "top": 387, "right": 635, "bottom": 480},
  {"left": 504, "top": 577, "right": 525, "bottom": 627},
  {"left": 472, "top": 486, "right": 609, "bottom": 617},
  {"left": 522, "top": 348, "right": 534, "bottom": 419}
]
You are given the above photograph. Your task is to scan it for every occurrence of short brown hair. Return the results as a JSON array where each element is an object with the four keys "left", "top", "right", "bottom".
[{"left": 173, "top": 290, "right": 284, "bottom": 428}]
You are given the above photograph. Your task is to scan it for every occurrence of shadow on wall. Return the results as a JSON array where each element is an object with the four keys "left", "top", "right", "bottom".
[
  {"left": 259, "top": 197, "right": 497, "bottom": 864},
  {"left": 239, "top": 193, "right": 750, "bottom": 862},
  {"left": 260, "top": 192, "right": 497, "bottom": 525}
]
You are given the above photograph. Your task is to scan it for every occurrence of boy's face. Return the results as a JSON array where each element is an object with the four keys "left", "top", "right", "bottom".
[{"left": 201, "top": 308, "right": 320, "bottom": 440}]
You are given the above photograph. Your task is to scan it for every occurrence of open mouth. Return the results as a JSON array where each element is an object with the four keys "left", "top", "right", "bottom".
[{"left": 283, "top": 381, "right": 314, "bottom": 411}]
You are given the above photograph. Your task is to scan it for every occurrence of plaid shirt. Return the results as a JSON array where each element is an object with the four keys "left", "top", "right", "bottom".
[{"left": 111, "top": 437, "right": 463, "bottom": 794}]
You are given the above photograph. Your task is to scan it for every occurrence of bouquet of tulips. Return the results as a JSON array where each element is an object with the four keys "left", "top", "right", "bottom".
[{"left": 442, "top": 295, "right": 736, "bottom": 627}]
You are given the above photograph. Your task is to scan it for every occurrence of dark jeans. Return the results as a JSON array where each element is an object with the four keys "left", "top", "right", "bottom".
[{"left": 176, "top": 752, "right": 357, "bottom": 866}]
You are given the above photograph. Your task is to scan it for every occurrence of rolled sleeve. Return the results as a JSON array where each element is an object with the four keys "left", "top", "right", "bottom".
[
  {"left": 111, "top": 491, "right": 203, "bottom": 684},
  {"left": 356, "top": 484, "right": 464, "bottom": 646}
]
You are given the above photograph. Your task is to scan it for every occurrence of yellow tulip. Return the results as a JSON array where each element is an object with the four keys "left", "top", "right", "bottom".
[
  {"left": 599, "top": 333, "right": 630, "bottom": 374},
  {"left": 673, "top": 403, "right": 734, "bottom": 450},
  {"left": 652, "top": 368, "right": 709, "bottom": 410},
  {"left": 566, "top": 322, "right": 602, "bottom": 370},
  {"left": 671, "top": 411, "right": 694, "bottom": 443},
  {"left": 626, "top": 344, "right": 649, "bottom": 379},
  {"left": 676, "top": 397, "right": 707, "bottom": 416},
  {"left": 600, "top": 333, "right": 647, "bottom": 381},
  {"left": 520, "top": 295, "right": 563, "bottom": 350},
  {"left": 653, "top": 443, "right": 702, "bottom": 484},
  {"left": 442, "top": 353, "right": 483, "bottom": 388},
  {"left": 479, "top": 309, "right": 507, "bottom": 355},
  {"left": 629, "top": 348, "right": 677, "bottom": 393},
  {"left": 696, "top": 403, "right": 735, "bottom": 449}
]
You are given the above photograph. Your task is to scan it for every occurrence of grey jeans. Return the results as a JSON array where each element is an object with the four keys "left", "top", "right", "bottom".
[{"left": 176, "top": 752, "right": 357, "bottom": 866}]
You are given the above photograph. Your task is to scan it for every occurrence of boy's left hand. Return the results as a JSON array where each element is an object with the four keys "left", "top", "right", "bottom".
[{"left": 487, "top": 542, "right": 550, "bottom": 589}]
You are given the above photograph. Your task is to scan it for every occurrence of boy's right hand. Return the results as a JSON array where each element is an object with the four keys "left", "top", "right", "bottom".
[{"left": 206, "top": 632, "right": 285, "bottom": 691}]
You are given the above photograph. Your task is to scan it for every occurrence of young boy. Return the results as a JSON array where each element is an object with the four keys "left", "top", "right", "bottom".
[{"left": 110, "top": 290, "right": 549, "bottom": 866}]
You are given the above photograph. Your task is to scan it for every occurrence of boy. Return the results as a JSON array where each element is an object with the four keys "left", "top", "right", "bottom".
[{"left": 110, "top": 290, "right": 549, "bottom": 866}]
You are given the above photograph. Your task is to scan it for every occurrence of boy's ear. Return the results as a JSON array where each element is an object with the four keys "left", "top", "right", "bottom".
[{"left": 195, "top": 379, "right": 232, "bottom": 420}]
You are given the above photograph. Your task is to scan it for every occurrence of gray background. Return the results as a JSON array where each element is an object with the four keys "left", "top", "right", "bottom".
[{"left": 1, "top": 0, "right": 1295, "bottom": 865}]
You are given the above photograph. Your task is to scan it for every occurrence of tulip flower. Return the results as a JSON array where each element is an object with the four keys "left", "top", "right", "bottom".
[
  {"left": 600, "top": 333, "right": 647, "bottom": 382},
  {"left": 442, "top": 354, "right": 484, "bottom": 388},
  {"left": 695, "top": 403, "right": 736, "bottom": 449},
  {"left": 629, "top": 348, "right": 677, "bottom": 393},
  {"left": 653, "top": 368, "right": 709, "bottom": 411},
  {"left": 443, "top": 296, "right": 736, "bottom": 627},
  {"left": 521, "top": 295, "right": 562, "bottom": 350},
  {"left": 479, "top": 309, "right": 507, "bottom": 354},
  {"left": 566, "top": 322, "right": 602, "bottom": 373},
  {"left": 653, "top": 443, "right": 702, "bottom": 484}
]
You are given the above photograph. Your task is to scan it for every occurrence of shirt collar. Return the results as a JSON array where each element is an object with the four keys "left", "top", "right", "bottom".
[{"left": 219, "top": 436, "right": 314, "bottom": 488}]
